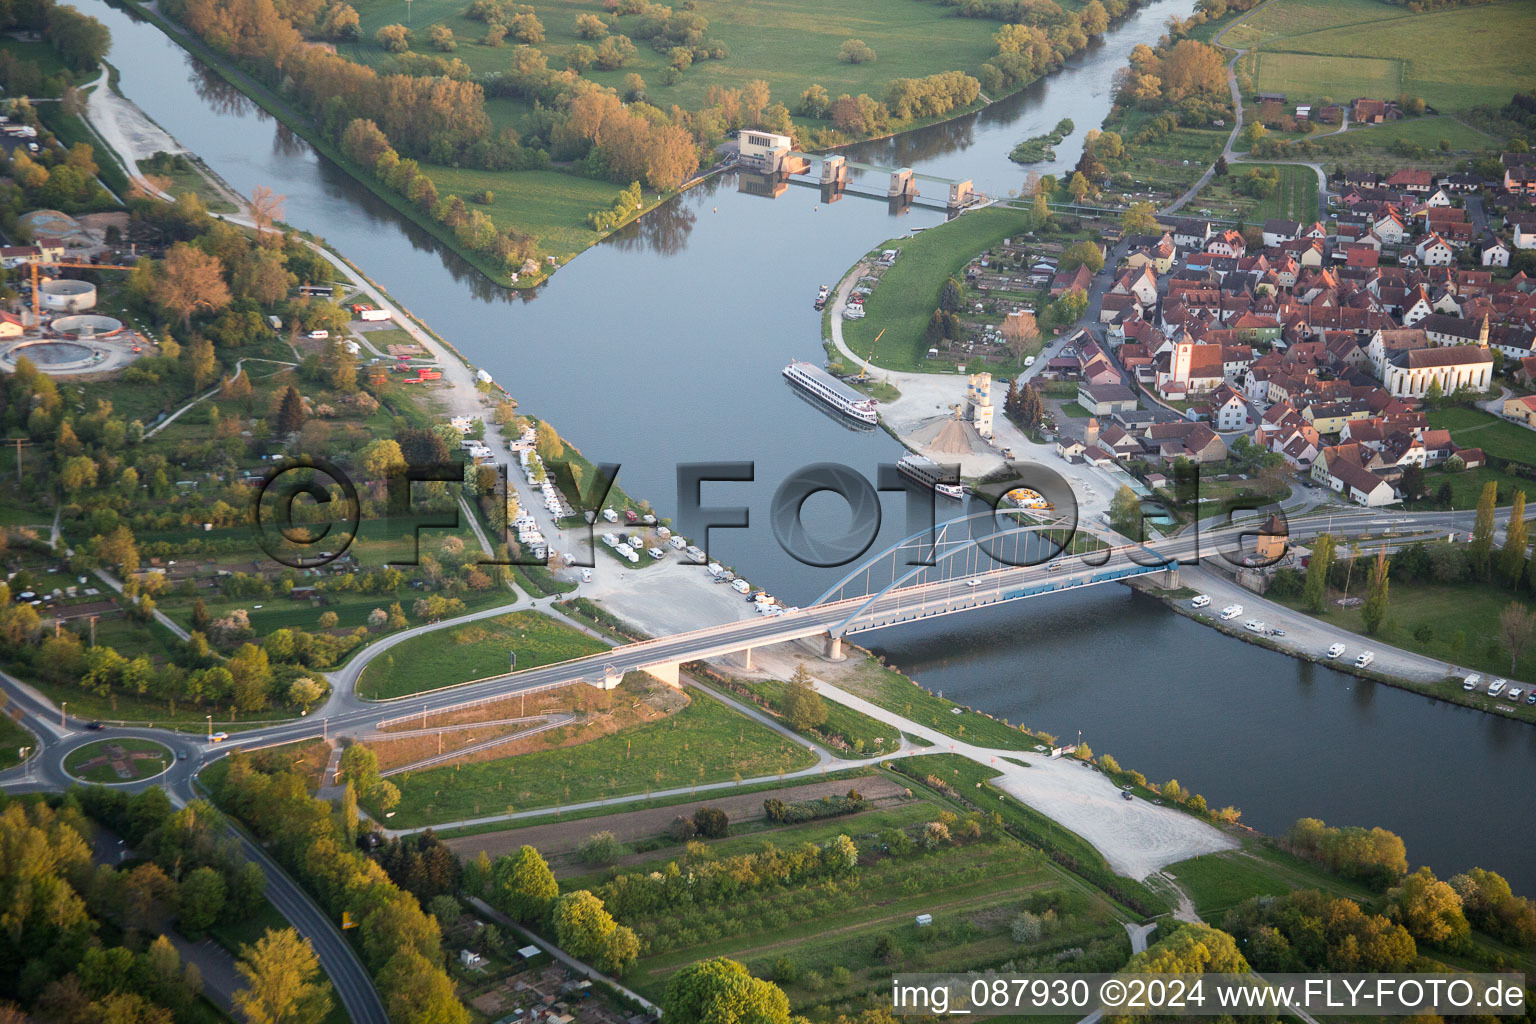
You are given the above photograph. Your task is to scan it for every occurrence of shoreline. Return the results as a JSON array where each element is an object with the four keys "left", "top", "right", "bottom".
[
  {"left": 100, "top": 0, "right": 684, "bottom": 290},
  {"left": 1129, "top": 577, "right": 1536, "bottom": 726}
]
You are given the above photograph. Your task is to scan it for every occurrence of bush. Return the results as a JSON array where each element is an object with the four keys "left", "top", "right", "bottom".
[
  {"left": 692, "top": 805, "right": 729, "bottom": 838},
  {"left": 577, "top": 830, "right": 627, "bottom": 865}
]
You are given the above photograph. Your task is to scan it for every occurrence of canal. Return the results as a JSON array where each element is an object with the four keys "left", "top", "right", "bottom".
[{"left": 78, "top": 0, "right": 1536, "bottom": 885}]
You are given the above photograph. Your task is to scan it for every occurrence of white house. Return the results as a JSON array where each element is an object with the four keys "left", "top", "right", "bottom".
[
  {"left": 1482, "top": 237, "right": 1511, "bottom": 267},
  {"left": 1415, "top": 233, "right": 1454, "bottom": 266},
  {"left": 1512, "top": 217, "right": 1536, "bottom": 250},
  {"left": 1381, "top": 345, "right": 1493, "bottom": 398},
  {"left": 1208, "top": 383, "right": 1249, "bottom": 431}
]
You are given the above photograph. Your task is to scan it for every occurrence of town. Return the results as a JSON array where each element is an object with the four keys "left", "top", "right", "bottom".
[{"left": 0, "top": 0, "right": 1533, "bottom": 1022}]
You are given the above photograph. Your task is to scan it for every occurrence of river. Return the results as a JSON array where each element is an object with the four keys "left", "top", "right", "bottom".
[{"left": 77, "top": 0, "right": 1536, "bottom": 887}]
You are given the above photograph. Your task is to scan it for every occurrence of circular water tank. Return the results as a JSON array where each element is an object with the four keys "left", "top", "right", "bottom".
[{"left": 40, "top": 278, "right": 97, "bottom": 313}]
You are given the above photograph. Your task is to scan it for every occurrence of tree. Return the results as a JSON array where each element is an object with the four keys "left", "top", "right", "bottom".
[
  {"left": 178, "top": 866, "right": 226, "bottom": 936},
  {"left": 1400, "top": 463, "right": 1425, "bottom": 502},
  {"left": 1109, "top": 485, "right": 1142, "bottom": 538},
  {"left": 838, "top": 38, "right": 876, "bottom": 64},
  {"left": 1059, "top": 240, "right": 1104, "bottom": 273},
  {"left": 663, "top": 957, "right": 790, "bottom": 1024},
  {"left": 233, "top": 928, "right": 333, "bottom": 1024},
  {"left": 1001, "top": 310, "right": 1041, "bottom": 365},
  {"left": 288, "top": 677, "right": 323, "bottom": 710},
  {"left": 377, "top": 950, "right": 467, "bottom": 1024},
  {"left": 249, "top": 185, "right": 286, "bottom": 240},
  {"left": 1304, "top": 533, "right": 1336, "bottom": 612},
  {"left": 552, "top": 890, "right": 618, "bottom": 960},
  {"left": 1499, "top": 602, "right": 1534, "bottom": 675},
  {"left": 1388, "top": 867, "right": 1469, "bottom": 946},
  {"left": 491, "top": 846, "right": 557, "bottom": 923},
  {"left": 275, "top": 386, "right": 305, "bottom": 436},
  {"left": 1469, "top": 480, "right": 1497, "bottom": 577},
  {"left": 359, "top": 438, "right": 406, "bottom": 481},
  {"left": 1120, "top": 201, "right": 1160, "bottom": 235},
  {"left": 156, "top": 243, "right": 232, "bottom": 327},
  {"left": 1068, "top": 171, "right": 1090, "bottom": 202},
  {"left": 1498, "top": 489, "right": 1528, "bottom": 586},
  {"left": 1362, "top": 549, "right": 1389, "bottom": 635},
  {"left": 782, "top": 664, "right": 826, "bottom": 730},
  {"left": 375, "top": 24, "right": 411, "bottom": 52}
]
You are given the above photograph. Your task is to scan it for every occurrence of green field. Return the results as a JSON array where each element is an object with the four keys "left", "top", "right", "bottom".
[
  {"left": 350, "top": 0, "right": 1001, "bottom": 115},
  {"left": 356, "top": 609, "right": 609, "bottom": 698},
  {"left": 833, "top": 655, "right": 1040, "bottom": 751},
  {"left": 1252, "top": 51, "right": 1400, "bottom": 106},
  {"left": 1191, "top": 163, "right": 1318, "bottom": 223},
  {"left": 64, "top": 738, "right": 174, "bottom": 783},
  {"left": 1165, "top": 843, "right": 1373, "bottom": 919},
  {"left": 371, "top": 686, "right": 818, "bottom": 825},
  {"left": 841, "top": 207, "right": 1032, "bottom": 373},
  {"left": 1240, "top": 0, "right": 1536, "bottom": 110},
  {"left": 703, "top": 676, "right": 902, "bottom": 756},
  {"left": 1427, "top": 407, "right": 1536, "bottom": 464},
  {"left": 423, "top": 166, "right": 670, "bottom": 266}
]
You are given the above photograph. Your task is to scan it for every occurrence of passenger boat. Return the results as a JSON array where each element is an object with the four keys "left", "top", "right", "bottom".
[
  {"left": 897, "top": 454, "right": 961, "bottom": 495},
  {"left": 783, "top": 360, "right": 878, "bottom": 425},
  {"left": 813, "top": 284, "right": 830, "bottom": 310}
]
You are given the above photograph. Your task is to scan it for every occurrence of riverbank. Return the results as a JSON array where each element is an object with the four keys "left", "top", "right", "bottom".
[
  {"left": 103, "top": 0, "right": 689, "bottom": 289},
  {"left": 1130, "top": 567, "right": 1536, "bottom": 726}
]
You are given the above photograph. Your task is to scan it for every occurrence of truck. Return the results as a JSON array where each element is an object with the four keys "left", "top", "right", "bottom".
[{"left": 360, "top": 308, "right": 391, "bottom": 322}]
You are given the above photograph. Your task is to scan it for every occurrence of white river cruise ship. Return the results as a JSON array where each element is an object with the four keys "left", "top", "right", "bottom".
[{"left": 782, "top": 360, "right": 878, "bottom": 425}]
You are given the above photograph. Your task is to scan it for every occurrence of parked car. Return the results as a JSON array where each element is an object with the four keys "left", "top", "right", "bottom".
[{"left": 1121, "top": 790, "right": 1134, "bottom": 801}]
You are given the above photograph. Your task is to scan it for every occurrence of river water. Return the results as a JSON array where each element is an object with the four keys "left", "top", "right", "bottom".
[{"left": 79, "top": 0, "right": 1536, "bottom": 887}]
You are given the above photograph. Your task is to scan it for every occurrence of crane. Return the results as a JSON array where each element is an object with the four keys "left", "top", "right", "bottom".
[
  {"left": 27, "top": 259, "right": 137, "bottom": 325},
  {"left": 859, "top": 327, "right": 885, "bottom": 381}
]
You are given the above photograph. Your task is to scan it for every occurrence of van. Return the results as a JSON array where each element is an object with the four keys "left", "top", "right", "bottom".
[
  {"left": 307, "top": 330, "right": 329, "bottom": 340},
  {"left": 1462, "top": 674, "right": 1481, "bottom": 691},
  {"left": 1190, "top": 594, "right": 1210, "bottom": 608},
  {"left": 1219, "top": 605, "right": 1242, "bottom": 620},
  {"left": 1355, "top": 651, "right": 1375, "bottom": 669}
]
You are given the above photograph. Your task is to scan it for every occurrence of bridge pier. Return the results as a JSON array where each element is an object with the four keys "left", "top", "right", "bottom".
[
  {"left": 1160, "top": 566, "right": 1180, "bottom": 589},
  {"left": 739, "top": 647, "right": 753, "bottom": 671},
  {"left": 640, "top": 661, "right": 681, "bottom": 687},
  {"left": 824, "top": 633, "right": 845, "bottom": 662}
]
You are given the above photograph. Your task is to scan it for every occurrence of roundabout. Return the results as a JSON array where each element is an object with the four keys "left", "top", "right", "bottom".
[{"left": 63, "top": 736, "right": 175, "bottom": 784}]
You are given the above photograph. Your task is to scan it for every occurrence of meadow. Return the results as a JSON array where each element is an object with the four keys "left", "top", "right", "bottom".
[
  {"left": 831, "top": 654, "right": 1042, "bottom": 751},
  {"left": 350, "top": 0, "right": 1001, "bottom": 115},
  {"left": 841, "top": 207, "right": 1031, "bottom": 373},
  {"left": 1252, "top": 52, "right": 1400, "bottom": 106},
  {"left": 356, "top": 609, "right": 610, "bottom": 698},
  {"left": 1165, "top": 843, "right": 1373, "bottom": 919},
  {"left": 368, "top": 686, "right": 818, "bottom": 825}
]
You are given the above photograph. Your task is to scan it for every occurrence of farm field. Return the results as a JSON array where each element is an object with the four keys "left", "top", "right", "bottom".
[
  {"left": 349, "top": 0, "right": 1001, "bottom": 116},
  {"left": 1240, "top": 0, "right": 1536, "bottom": 110},
  {"left": 445, "top": 773, "right": 900, "bottom": 870},
  {"left": 1190, "top": 163, "right": 1318, "bottom": 223},
  {"left": 591, "top": 793, "right": 1128, "bottom": 1006},
  {"left": 356, "top": 609, "right": 610, "bottom": 698},
  {"left": 367, "top": 685, "right": 818, "bottom": 825}
]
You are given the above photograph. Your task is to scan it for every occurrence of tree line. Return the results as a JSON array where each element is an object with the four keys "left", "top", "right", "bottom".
[{"left": 208, "top": 748, "right": 469, "bottom": 1024}]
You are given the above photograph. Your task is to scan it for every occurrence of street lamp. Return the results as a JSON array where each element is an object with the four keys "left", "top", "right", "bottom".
[
  {"left": 206, "top": 715, "right": 212, "bottom": 742},
  {"left": 60, "top": 701, "right": 67, "bottom": 728}
]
